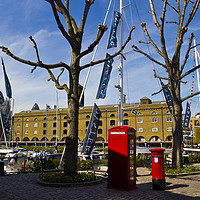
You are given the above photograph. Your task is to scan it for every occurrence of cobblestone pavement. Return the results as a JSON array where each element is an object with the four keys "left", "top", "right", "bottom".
[{"left": 0, "top": 168, "right": 199, "bottom": 200}]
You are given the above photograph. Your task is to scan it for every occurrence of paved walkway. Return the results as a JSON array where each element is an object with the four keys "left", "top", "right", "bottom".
[{"left": 0, "top": 167, "right": 199, "bottom": 200}]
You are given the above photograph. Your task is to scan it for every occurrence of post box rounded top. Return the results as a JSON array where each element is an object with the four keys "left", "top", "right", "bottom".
[
  {"left": 109, "top": 126, "right": 135, "bottom": 132},
  {"left": 149, "top": 148, "right": 165, "bottom": 152}
]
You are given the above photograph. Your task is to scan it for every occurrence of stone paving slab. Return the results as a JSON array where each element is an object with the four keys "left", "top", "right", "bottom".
[{"left": 0, "top": 169, "right": 199, "bottom": 200}]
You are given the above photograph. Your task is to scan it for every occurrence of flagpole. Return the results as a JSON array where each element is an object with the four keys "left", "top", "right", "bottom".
[
  {"left": 194, "top": 38, "right": 200, "bottom": 102},
  {"left": 118, "top": 0, "right": 123, "bottom": 126}
]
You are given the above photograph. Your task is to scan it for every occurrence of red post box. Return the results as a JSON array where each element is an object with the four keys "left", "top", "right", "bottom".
[
  {"left": 149, "top": 148, "right": 165, "bottom": 190},
  {"left": 107, "top": 126, "right": 136, "bottom": 191}
]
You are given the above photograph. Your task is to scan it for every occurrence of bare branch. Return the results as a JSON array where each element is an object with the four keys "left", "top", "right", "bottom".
[
  {"left": 166, "top": 21, "right": 179, "bottom": 25},
  {"left": 0, "top": 46, "right": 70, "bottom": 70},
  {"left": 153, "top": 69, "right": 169, "bottom": 80},
  {"left": 81, "top": 26, "right": 135, "bottom": 70},
  {"left": 141, "top": 23, "right": 165, "bottom": 58},
  {"left": 132, "top": 44, "right": 167, "bottom": 68},
  {"left": 47, "top": 0, "right": 76, "bottom": 49},
  {"left": 149, "top": 0, "right": 160, "bottom": 28},
  {"left": 47, "top": 68, "right": 70, "bottom": 93},
  {"left": 79, "top": 0, "right": 95, "bottom": 34},
  {"left": 181, "top": 64, "right": 200, "bottom": 79},
  {"left": 29, "top": 36, "right": 41, "bottom": 63},
  {"left": 78, "top": 24, "right": 107, "bottom": 59},
  {"left": 162, "top": 0, "right": 178, "bottom": 13},
  {"left": 180, "top": 33, "right": 194, "bottom": 74},
  {"left": 152, "top": 87, "right": 164, "bottom": 96},
  {"left": 184, "top": 0, "right": 200, "bottom": 28},
  {"left": 181, "top": 90, "right": 200, "bottom": 102}
]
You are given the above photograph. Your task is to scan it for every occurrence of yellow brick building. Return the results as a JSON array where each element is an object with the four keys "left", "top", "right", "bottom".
[{"left": 13, "top": 97, "right": 173, "bottom": 147}]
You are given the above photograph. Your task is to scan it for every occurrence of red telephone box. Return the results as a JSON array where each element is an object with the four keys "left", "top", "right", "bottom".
[{"left": 107, "top": 126, "right": 136, "bottom": 190}]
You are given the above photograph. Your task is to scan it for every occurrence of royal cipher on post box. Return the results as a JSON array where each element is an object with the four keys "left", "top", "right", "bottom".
[{"left": 108, "top": 126, "right": 136, "bottom": 191}]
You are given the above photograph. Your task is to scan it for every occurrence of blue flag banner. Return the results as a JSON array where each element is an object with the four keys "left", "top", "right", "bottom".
[
  {"left": 132, "top": 109, "right": 137, "bottom": 115},
  {"left": 107, "top": 11, "right": 121, "bottom": 49},
  {"left": 1, "top": 58, "right": 12, "bottom": 98},
  {"left": 162, "top": 86, "right": 173, "bottom": 114},
  {"left": 183, "top": 102, "right": 191, "bottom": 128},
  {"left": 81, "top": 103, "right": 101, "bottom": 156},
  {"left": 0, "top": 91, "right": 4, "bottom": 104},
  {"left": 96, "top": 53, "right": 114, "bottom": 99}
]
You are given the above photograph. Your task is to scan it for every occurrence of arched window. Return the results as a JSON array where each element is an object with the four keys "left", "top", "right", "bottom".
[
  {"left": 32, "top": 137, "right": 39, "bottom": 141},
  {"left": 23, "top": 137, "right": 30, "bottom": 141},
  {"left": 86, "top": 115, "right": 90, "bottom": 118},
  {"left": 152, "top": 111, "right": 157, "bottom": 115},
  {"left": 166, "top": 135, "right": 172, "bottom": 141},
  {"left": 51, "top": 137, "right": 57, "bottom": 141},
  {"left": 110, "top": 114, "right": 115, "bottom": 117},
  {"left": 124, "top": 113, "right": 128, "bottom": 116},
  {"left": 137, "top": 136, "right": 146, "bottom": 142},
  {"left": 16, "top": 137, "right": 20, "bottom": 141},
  {"left": 149, "top": 136, "right": 161, "bottom": 142},
  {"left": 137, "top": 112, "right": 142, "bottom": 116},
  {"left": 97, "top": 137, "right": 105, "bottom": 142},
  {"left": 41, "top": 137, "right": 48, "bottom": 141}
]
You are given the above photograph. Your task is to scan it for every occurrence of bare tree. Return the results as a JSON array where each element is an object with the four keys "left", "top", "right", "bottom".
[
  {"left": 132, "top": 0, "right": 200, "bottom": 168},
  {"left": 0, "top": 0, "right": 134, "bottom": 175}
]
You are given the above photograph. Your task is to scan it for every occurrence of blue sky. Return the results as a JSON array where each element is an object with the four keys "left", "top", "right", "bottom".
[{"left": 0, "top": 0, "right": 200, "bottom": 116}]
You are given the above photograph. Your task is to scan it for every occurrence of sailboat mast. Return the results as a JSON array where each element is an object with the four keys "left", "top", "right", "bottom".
[
  {"left": 118, "top": 0, "right": 123, "bottom": 126},
  {"left": 194, "top": 38, "right": 200, "bottom": 101}
]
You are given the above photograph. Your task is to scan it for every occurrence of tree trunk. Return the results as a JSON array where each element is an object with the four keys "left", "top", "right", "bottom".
[
  {"left": 64, "top": 53, "right": 80, "bottom": 176},
  {"left": 171, "top": 82, "right": 183, "bottom": 168}
]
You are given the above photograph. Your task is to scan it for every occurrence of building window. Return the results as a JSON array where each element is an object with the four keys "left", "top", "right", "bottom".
[
  {"left": 17, "top": 119, "right": 20, "bottom": 122},
  {"left": 194, "top": 120, "right": 199, "bottom": 126},
  {"left": 53, "top": 122, "right": 57, "bottom": 128},
  {"left": 152, "top": 118, "right": 158, "bottom": 123},
  {"left": 166, "top": 117, "right": 172, "bottom": 122},
  {"left": 110, "top": 114, "right": 115, "bottom": 117},
  {"left": 34, "top": 118, "right": 38, "bottom": 121},
  {"left": 63, "top": 122, "right": 67, "bottom": 127},
  {"left": 44, "top": 117, "right": 46, "bottom": 120},
  {"left": 152, "top": 112, "right": 157, "bottom": 115},
  {"left": 34, "top": 123, "right": 38, "bottom": 127},
  {"left": 99, "top": 121, "right": 102, "bottom": 126},
  {"left": 137, "top": 119, "right": 143, "bottom": 123},
  {"left": 43, "top": 130, "right": 46, "bottom": 135},
  {"left": 54, "top": 117, "right": 57, "bottom": 120},
  {"left": 110, "top": 120, "right": 115, "bottom": 126},
  {"left": 86, "top": 121, "right": 89, "bottom": 127},
  {"left": 25, "top": 130, "right": 28, "bottom": 134},
  {"left": 43, "top": 123, "right": 46, "bottom": 128},
  {"left": 53, "top": 130, "right": 56, "bottom": 135},
  {"left": 167, "top": 127, "right": 172, "bottom": 131},
  {"left": 152, "top": 127, "right": 158, "bottom": 132},
  {"left": 137, "top": 112, "right": 142, "bottom": 116},
  {"left": 124, "top": 113, "right": 128, "bottom": 116},
  {"left": 86, "top": 115, "right": 90, "bottom": 118},
  {"left": 34, "top": 130, "right": 37, "bottom": 134},
  {"left": 17, "top": 124, "right": 20, "bottom": 127},
  {"left": 123, "top": 119, "right": 129, "bottom": 125},
  {"left": 150, "top": 136, "right": 161, "bottom": 142},
  {"left": 98, "top": 129, "right": 102, "bottom": 134},
  {"left": 16, "top": 130, "right": 20, "bottom": 134},
  {"left": 25, "top": 123, "right": 29, "bottom": 127},
  {"left": 166, "top": 111, "right": 171, "bottom": 114},
  {"left": 63, "top": 130, "right": 67, "bottom": 135},
  {"left": 137, "top": 128, "right": 143, "bottom": 132},
  {"left": 25, "top": 118, "right": 29, "bottom": 121}
]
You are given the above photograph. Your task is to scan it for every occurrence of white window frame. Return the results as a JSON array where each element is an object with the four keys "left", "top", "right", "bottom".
[
  {"left": 137, "top": 118, "right": 143, "bottom": 123},
  {"left": 152, "top": 118, "right": 158, "bottom": 123},
  {"left": 152, "top": 127, "right": 158, "bottom": 132},
  {"left": 137, "top": 128, "right": 143, "bottom": 132}
]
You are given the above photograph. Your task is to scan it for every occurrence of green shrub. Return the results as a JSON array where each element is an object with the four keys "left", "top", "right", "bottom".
[
  {"left": 77, "top": 159, "right": 93, "bottom": 170},
  {"left": 165, "top": 167, "right": 200, "bottom": 174},
  {"left": 40, "top": 172, "right": 97, "bottom": 183},
  {"left": 188, "top": 154, "right": 200, "bottom": 163}
]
